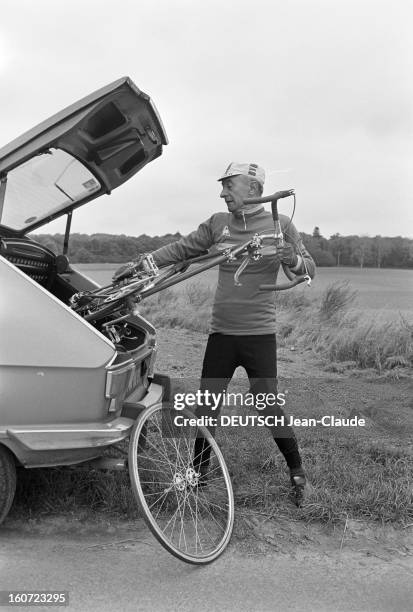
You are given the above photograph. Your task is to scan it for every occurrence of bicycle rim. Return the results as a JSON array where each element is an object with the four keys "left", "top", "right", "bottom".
[{"left": 128, "top": 404, "right": 234, "bottom": 564}]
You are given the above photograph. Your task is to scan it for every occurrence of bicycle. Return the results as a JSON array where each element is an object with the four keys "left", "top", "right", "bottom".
[{"left": 69, "top": 190, "right": 311, "bottom": 564}]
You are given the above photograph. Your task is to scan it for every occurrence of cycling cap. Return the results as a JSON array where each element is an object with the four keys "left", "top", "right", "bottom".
[{"left": 218, "top": 162, "right": 265, "bottom": 185}]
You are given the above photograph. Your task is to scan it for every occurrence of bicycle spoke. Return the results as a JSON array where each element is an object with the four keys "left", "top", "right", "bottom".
[{"left": 128, "top": 405, "right": 234, "bottom": 564}]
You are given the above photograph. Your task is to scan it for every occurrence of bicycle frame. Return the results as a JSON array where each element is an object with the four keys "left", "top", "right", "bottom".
[
  {"left": 73, "top": 191, "right": 312, "bottom": 323},
  {"left": 136, "top": 190, "right": 312, "bottom": 297}
]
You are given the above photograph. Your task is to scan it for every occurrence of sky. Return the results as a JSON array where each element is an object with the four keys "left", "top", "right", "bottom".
[{"left": 0, "top": 0, "right": 412, "bottom": 239}]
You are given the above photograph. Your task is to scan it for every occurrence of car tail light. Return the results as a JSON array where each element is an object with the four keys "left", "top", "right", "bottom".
[{"left": 105, "top": 360, "right": 135, "bottom": 413}]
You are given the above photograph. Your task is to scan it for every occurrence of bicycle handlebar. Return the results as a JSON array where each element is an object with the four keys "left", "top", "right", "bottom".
[
  {"left": 259, "top": 270, "right": 310, "bottom": 292},
  {"left": 243, "top": 189, "right": 295, "bottom": 205},
  {"left": 242, "top": 190, "right": 311, "bottom": 291}
]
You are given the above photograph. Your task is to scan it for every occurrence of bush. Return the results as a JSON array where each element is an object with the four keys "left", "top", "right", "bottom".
[{"left": 318, "top": 281, "right": 357, "bottom": 320}]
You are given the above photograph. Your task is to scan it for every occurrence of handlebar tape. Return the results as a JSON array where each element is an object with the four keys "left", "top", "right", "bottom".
[
  {"left": 282, "top": 263, "right": 296, "bottom": 281},
  {"left": 259, "top": 274, "right": 309, "bottom": 291},
  {"left": 243, "top": 190, "right": 294, "bottom": 205}
]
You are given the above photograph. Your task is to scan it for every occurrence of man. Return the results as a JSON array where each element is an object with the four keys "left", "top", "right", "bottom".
[{"left": 114, "top": 162, "right": 315, "bottom": 505}]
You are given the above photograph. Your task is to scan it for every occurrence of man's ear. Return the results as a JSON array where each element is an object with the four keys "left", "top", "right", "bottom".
[{"left": 249, "top": 180, "right": 259, "bottom": 195}]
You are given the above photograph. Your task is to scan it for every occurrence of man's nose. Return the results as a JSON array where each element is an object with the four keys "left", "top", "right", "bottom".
[{"left": 220, "top": 187, "right": 226, "bottom": 198}]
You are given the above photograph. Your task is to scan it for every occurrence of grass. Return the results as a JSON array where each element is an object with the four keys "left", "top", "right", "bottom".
[
  {"left": 13, "top": 466, "right": 136, "bottom": 520},
  {"left": 12, "top": 405, "right": 413, "bottom": 527},
  {"left": 219, "top": 419, "right": 413, "bottom": 525},
  {"left": 138, "top": 280, "right": 413, "bottom": 373},
  {"left": 277, "top": 282, "right": 413, "bottom": 373},
  {"left": 138, "top": 280, "right": 214, "bottom": 333},
  {"left": 77, "top": 264, "right": 413, "bottom": 311}
]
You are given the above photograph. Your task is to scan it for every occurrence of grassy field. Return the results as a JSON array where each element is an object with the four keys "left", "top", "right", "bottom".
[{"left": 75, "top": 264, "right": 413, "bottom": 312}]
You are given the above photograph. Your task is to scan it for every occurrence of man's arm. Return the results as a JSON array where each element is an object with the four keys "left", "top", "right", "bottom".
[
  {"left": 280, "top": 217, "right": 316, "bottom": 278},
  {"left": 112, "top": 218, "right": 215, "bottom": 282},
  {"left": 150, "top": 218, "right": 215, "bottom": 267}
]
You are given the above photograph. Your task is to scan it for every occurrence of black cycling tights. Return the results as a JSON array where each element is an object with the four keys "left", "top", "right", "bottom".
[{"left": 193, "top": 333, "right": 302, "bottom": 471}]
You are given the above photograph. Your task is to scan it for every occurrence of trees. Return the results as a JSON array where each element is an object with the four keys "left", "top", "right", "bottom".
[
  {"left": 34, "top": 232, "right": 183, "bottom": 263},
  {"left": 330, "top": 233, "right": 343, "bottom": 266},
  {"left": 32, "top": 231, "right": 412, "bottom": 269},
  {"left": 350, "top": 236, "right": 373, "bottom": 268},
  {"left": 372, "top": 236, "right": 392, "bottom": 269},
  {"left": 301, "top": 231, "right": 335, "bottom": 266}
]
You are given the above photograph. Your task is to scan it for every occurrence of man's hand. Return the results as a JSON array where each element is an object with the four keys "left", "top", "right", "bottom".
[
  {"left": 112, "top": 261, "right": 139, "bottom": 283},
  {"left": 278, "top": 244, "right": 298, "bottom": 268},
  {"left": 112, "top": 254, "right": 149, "bottom": 283}
]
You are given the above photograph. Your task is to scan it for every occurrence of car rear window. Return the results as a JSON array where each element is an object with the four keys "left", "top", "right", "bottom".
[{"left": 0, "top": 148, "right": 100, "bottom": 230}]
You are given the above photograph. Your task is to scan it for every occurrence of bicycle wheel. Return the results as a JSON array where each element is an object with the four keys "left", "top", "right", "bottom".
[{"left": 128, "top": 404, "right": 234, "bottom": 564}]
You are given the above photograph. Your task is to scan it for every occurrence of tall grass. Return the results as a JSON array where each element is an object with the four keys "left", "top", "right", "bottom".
[
  {"left": 139, "top": 280, "right": 413, "bottom": 372},
  {"left": 138, "top": 280, "right": 213, "bottom": 333},
  {"left": 318, "top": 281, "right": 358, "bottom": 320}
]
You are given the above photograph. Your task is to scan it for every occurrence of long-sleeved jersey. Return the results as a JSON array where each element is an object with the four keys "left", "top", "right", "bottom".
[{"left": 151, "top": 207, "right": 315, "bottom": 335}]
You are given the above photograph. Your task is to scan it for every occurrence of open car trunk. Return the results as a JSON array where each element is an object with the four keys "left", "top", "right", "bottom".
[
  {"left": 0, "top": 78, "right": 165, "bottom": 452},
  {"left": 0, "top": 76, "right": 166, "bottom": 350}
]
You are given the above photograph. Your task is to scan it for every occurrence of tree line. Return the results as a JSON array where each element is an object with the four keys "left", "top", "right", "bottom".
[
  {"left": 34, "top": 232, "right": 183, "bottom": 264},
  {"left": 303, "top": 228, "right": 413, "bottom": 268},
  {"left": 34, "top": 229, "right": 413, "bottom": 268}
]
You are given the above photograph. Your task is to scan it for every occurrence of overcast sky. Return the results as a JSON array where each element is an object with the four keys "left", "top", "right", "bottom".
[{"left": 0, "top": 0, "right": 412, "bottom": 238}]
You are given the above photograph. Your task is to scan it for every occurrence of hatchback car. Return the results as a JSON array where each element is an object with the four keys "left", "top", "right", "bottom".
[
  {"left": 0, "top": 78, "right": 234, "bottom": 565},
  {"left": 0, "top": 77, "right": 170, "bottom": 515}
]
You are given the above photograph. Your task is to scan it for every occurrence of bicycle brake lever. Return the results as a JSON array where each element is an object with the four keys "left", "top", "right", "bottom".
[{"left": 234, "top": 254, "right": 251, "bottom": 286}]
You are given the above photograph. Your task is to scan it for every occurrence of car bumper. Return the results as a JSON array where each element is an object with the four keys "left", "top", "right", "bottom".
[{"left": 1, "top": 380, "right": 166, "bottom": 467}]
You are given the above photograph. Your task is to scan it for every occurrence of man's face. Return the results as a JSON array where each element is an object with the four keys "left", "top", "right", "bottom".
[{"left": 219, "top": 175, "right": 251, "bottom": 213}]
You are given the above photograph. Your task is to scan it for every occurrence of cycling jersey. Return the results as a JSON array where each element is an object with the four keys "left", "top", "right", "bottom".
[{"left": 151, "top": 207, "right": 315, "bottom": 335}]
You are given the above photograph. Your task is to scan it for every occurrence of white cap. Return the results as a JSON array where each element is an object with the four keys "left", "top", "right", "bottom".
[{"left": 217, "top": 162, "right": 265, "bottom": 185}]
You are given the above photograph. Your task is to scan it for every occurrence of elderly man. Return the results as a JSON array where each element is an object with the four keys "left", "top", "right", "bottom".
[{"left": 114, "top": 162, "right": 315, "bottom": 505}]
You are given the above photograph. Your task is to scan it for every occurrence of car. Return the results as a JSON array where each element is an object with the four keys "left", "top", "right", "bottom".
[
  {"left": 0, "top": 76, "right": 170, "bottom": 516},
  {"left": 0, "top": 78, "right": 234, "bottom": 564}
]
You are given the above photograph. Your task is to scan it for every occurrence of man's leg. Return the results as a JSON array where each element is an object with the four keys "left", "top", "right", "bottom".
[
  {"left": 193, "top": 333, "right": 237, "bottom": 474},
  {"left": 239, "top": 334, "right": 307, "bottom": 504}
]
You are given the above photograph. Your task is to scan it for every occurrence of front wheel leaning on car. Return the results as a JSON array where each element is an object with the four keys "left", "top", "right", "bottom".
[
  {"left": 0, "top": 446, "right": 17, "bottom": 525},
  {"left": 128, "top": 404, "right": 234, "bottom": 564}
]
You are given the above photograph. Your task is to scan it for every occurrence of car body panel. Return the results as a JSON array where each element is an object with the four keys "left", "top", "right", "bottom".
[
  {"left": 0, "top": 383, "right": 164, "bottom": 467},
  {"left": 0, "top": 256, "right": 115, "bottom": 368},
  {"left": 0, "top": 76, "right": 168, "bottom": 234}
]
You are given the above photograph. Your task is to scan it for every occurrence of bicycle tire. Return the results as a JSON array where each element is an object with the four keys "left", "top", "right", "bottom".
[
  {"left": 128, "top": 404, "right": 234, "bottom": 564},
  {"left": 0, "top": 446, "right": 16, "bottom": 525}
]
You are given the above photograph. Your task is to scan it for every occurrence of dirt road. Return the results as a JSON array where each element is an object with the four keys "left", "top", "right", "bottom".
[{"left": 1, "top": 519, "right": 412, "bottom": 612}]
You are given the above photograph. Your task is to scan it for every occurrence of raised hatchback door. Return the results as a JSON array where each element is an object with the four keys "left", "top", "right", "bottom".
[{"left": 0, "top": 77, "right": 168, "bottom": 234}]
